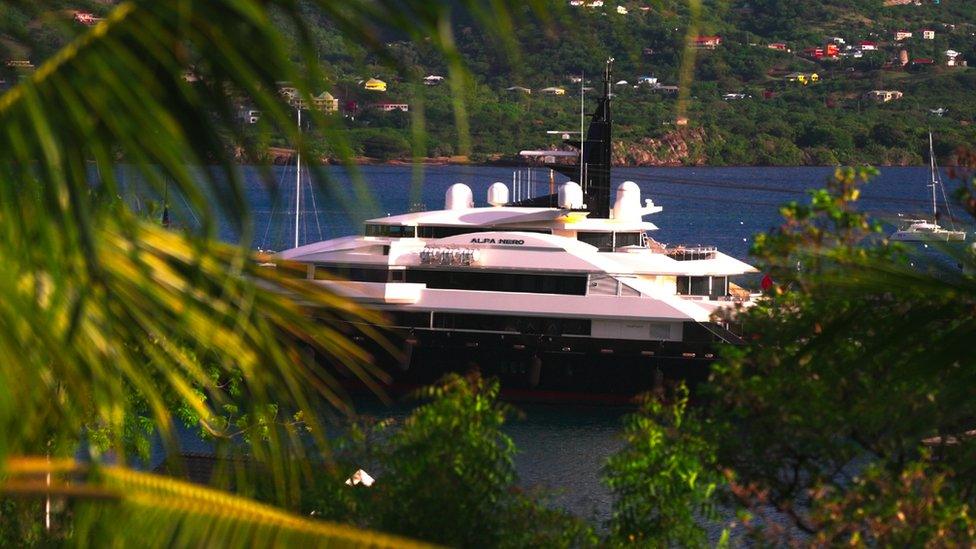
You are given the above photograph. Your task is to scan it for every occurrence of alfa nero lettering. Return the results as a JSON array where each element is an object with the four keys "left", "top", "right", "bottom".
[{"left": 470, "top": 237, "right": 525, "bottom": 245}]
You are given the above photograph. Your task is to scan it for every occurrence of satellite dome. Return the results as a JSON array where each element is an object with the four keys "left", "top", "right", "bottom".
[
  {"left": 445, "top": 183, "right": 474, "bottom": 210},
  {"left": 487, "top": 182, "right": 509, "bottom": 207},
  {"left": 558, "top": 182, "right": 584, "bottom": 209},
  {"left": 612, "top": 181, "right": 642, "bottom": 221}
]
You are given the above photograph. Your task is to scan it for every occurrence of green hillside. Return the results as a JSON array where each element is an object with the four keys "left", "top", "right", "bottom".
[{"left": 3, "top": 1, "right": 976, "bottom": 165}]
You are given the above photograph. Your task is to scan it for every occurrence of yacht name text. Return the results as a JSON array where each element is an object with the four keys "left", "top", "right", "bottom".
[{"left": 470, "top": 237, "right": 525, "bottom": 245}]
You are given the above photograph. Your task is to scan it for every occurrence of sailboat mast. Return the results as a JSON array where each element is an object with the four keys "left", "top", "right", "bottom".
[
  {"left": 929, "top": 132, "right": 937, "bottom": 220},
  {"left": 294, "top": 108, "right": 302, "bottom": 249}
]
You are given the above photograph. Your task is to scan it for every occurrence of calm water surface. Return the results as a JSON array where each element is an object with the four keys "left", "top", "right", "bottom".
[{"left": 141, "top": 165, "right": 968, "bottom": 522}]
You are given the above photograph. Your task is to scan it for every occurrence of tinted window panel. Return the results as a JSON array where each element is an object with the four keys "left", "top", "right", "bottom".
[
  {"left": 578, "top": 232, "right": 613, "bottom": 251},
  {"left": 406, "top": 269, "right": 586, "bottom": 295}
]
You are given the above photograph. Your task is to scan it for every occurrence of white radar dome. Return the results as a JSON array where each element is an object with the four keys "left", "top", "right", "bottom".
[
  {"left": 487, "top": 182, "right": 509, "bottom": 207},
  {"left": 558, "top": 181, "right": 584, "bottom": 209},
  {"left": 445, "top": 183, "right": 474, "bottom": 210},
  {"left": 612, "top": 181, "right": 642, "bottom": 221}
]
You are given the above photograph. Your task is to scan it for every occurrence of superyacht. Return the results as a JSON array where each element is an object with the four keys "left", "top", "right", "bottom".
[{"left": 278, "top": 60, "right": 758, "bottom": 399}]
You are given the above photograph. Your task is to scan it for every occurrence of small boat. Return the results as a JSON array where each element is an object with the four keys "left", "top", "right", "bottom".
[{"left": 890, "top": 133, "right": 966, "bottom": 242}]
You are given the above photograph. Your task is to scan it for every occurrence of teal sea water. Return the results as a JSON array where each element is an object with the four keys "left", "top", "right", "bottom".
[{"left": 141, "top": 165, "right": 969, "bottom": 524}]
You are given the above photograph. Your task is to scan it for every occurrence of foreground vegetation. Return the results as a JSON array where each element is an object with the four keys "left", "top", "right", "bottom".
[{"left": 2, "top": 1, "right": 976, "bottom": 546}]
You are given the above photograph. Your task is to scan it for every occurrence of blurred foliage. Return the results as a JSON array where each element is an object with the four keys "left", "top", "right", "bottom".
[
  {"left": 696, "top": 160, "right": 976, "bottom": 543},
  {"left": 0, "top": 0, "right": 545, "bottom": 545},
  {"left": 604, "top": 383, "right": 724, "bottom": 547},
  {"left": 300, "top": 374, "right": 596, "bottom": 548}
]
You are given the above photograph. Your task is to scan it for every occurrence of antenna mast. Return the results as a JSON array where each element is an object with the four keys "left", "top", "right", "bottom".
[
  {"left": 928, "top": 131, "right": 937, "bottom": 220},
  {"left": 294, "top": 108, "right": 302, "bottom": 249},
  {"left": 579, "top": 71, "right": 585, "bottom": 189}
]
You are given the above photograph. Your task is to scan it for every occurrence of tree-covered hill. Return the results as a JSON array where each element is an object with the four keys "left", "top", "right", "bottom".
[{"left": 3, "top": 0, "right": 976, "bottom": 165}]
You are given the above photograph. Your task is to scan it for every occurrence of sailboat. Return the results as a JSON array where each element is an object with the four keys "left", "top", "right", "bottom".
[
  {"left": 260, "top": 107, "right": 324, "bottom": 252},
  {"left": 890, "top": 133, "right": 966, "bottom": 242}
]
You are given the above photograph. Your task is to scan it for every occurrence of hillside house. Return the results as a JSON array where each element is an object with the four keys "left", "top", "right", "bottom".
[
  {"left": 423, "top": 75, "right": 445, "bottom": 86},
  {"left": 616, "top": 6, "right": 628, "bottom": 14},
  {"left": 946, "top": 50, "right": 963, "bottom": 67},
  {"left": 768, "top": 43, "right": 790, "bottom": 52},
  {"left": 785, "top": 72, "right": 819, "bottom": 85},
  {"left": 803, "top": 47, "right": 825, "bottom": 59},
  {"left": 694, "top": 36, "right": 722, "bottom": 49},
  {"left": 364, "top": 78, "right": 387, "bottom": 92},
  {"left": 653, "top": 85, "right": 679, "bottom": 94},
  {"left": 864, "top": 90, "right": 903, "bottom": 103},
  {"left": 237, "top": 109, "right": 261, "bottom": 124},
  {"left": 278, "top": 84, "right": 298, "bottom": 99},
  {"left": 506, "top": 86, "right": 532, "bottom": 94},
  {"left": 312, "top": 92, "right": 339, "bottom": 113},
  {"left": 922, "top": 29, "right": 935, "bottom": 40},
  {"left": 5, "top": 60, "right": 34, "bottom": 70},
  {"left": 569, "top": 0, "right": 584, "bottom": 5},
  {"left": 895, "top": 30, "right": 913, "bottom": 41},
  {"left": 539, "top": 86, "right": 567, "bottom": 96},
  {"left": 859, "top": 41, "right": 878, "bottom": 51},
  {"left": 73, "top": 11, "right": 98, "bottom": 25},
  {"left": 637, "top": 76, "right": 659, "bottom": 86},
  {"left": 586, "top": 0, "right": 603, "bottom": 7},
  {"left": 374, "top": 103, "right": 409, "bottom": 112},
  {"left": 722, "top": 93, "right": 749, "bottom": 100}
]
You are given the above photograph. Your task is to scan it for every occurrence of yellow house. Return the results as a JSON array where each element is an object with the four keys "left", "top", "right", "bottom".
[
  {"left": 364, "top": 78, "right": 387, "bottom": 92},
  {"left": 785, "top": 72, "right": 819, "bottom": 85}
]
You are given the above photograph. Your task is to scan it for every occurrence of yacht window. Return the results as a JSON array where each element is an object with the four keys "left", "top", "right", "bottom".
[
  {"left": 385, "top": 311, "right": 431, "bottom": 328},
  {"left": 432, "top": 313, "right": 591, "bottom": 335},
  {"left": 364, "top": 224, "right": 416, "bottom": 238},
  {"left": 676, "top": 275, "right": 719, "bottom": 296},
  {"left": 577, "top": 232, "right": 614, "bottom": 251},
  {"left": 405, "top": 269, "right": 587, "bottom": 295},
  {"left": 711, "top": 276, "right": 728, "bottom": 298},
  {"left": 614, "top": 232, "right": 642, "bottom": 248},
  {"left": 314, "top": 264, "right": 390, "bottom": 283},
  {"left": 417, "top": 226, "right": 552, "bottom": 239}
]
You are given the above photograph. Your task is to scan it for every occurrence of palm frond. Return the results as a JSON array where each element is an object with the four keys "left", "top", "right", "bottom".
[{"left": 2, "top": 456, "right": 434, "bottom": 548}]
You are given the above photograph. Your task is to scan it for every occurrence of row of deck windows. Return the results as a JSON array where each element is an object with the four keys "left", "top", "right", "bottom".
[
  {"left": 311, "top": 265, "right": 731, "bottom": 298},
  {"left": 676, "top": 276, "right": 728, "bottom": 298},
  {"left": 576, "top": 231, "right": 642, "bottom": 251},
  {"left": 404, "top": 269, "right": 588, "bottom": 295},
  {"left": 364, "top": 224, "right": 640, "bottom": 250},
  {"left": 385, "top": 311, "right": 591, "bottom": 336},
  {"left": 312, "top": 264, "right": 586, "bottom": 295},
  {"left": 364, "top": 224, "right": 552, "bottom": 239}
]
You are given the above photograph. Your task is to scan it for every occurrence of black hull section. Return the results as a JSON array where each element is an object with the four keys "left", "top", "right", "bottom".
[{"left": 345, "top": 328, "right": 723, "bottom": 404}]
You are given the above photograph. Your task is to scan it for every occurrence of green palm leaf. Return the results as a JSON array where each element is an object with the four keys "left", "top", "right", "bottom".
[
  {"left": 0, "top": 0, "right": 543, "bottom": 542},
  {"left": 3, "top": 456, "right": 435, "bottom": 548}
]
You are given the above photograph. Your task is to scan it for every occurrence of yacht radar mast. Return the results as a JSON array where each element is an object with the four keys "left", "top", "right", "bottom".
[{"left": 513, "top": 57, "right": 614, "bottom": 218}]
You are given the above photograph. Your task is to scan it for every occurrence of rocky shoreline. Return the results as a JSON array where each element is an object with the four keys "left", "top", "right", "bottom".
[{"left": 247, "top": 129, "right": 945, "bottom": 168}]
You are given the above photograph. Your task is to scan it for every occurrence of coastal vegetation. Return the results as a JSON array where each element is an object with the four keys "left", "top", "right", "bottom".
[{"left": 1, "top": 0, "right": 976, "bottom": 547}]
